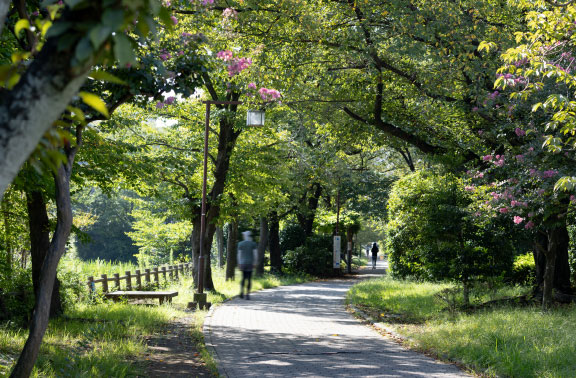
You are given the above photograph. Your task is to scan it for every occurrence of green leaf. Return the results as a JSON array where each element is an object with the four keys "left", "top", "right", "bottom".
[
  {"left": 79, "top": 91, "right": 109, "bottom": 118},
  {"left": 88, "top": 70, "right": 127, "bottom": 85},
  {"left": 158, "top": 7, "right": 174, "bottom": 32},
  {"left": 113, "top": 34, "right": 136, "bottom": 66},
  {"left": 89, "top": 25, "right": 112, "bottom": 49},
  {"left": 45, "top": 22, "right": 72, "bottom": 38},
  {"left": 532, "top": 103, "right": 542, "bottom": 112},
  {"left": 102, "top": 9, "right": 125, "bottom": 30},
  {"left": 64, "top": 0, "right": 87, "bottom": 9},
  {"left": 75, "top": 36, "right": 93, "bottom": 63},
  {"left": 15, "top": 19, "right": 30, "bottom": 37}
]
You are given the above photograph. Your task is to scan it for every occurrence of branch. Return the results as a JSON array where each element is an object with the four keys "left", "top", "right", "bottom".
[
  {"left": 161, "top": 173, "right": 191, "bottom": 199},
  {"left": 201, "top": 72, "right": 223, "bottom": 108}
]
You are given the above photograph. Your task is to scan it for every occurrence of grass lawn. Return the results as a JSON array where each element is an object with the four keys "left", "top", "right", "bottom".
[
  {"left": 0, "top": 264, "right": 310, "bottom": 377},
  {"left": 347, "top": 276, "right": 576, "bottom": 378}
]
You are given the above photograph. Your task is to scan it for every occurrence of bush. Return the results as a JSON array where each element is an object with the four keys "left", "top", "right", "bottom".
[
  {"left": 386, "top": 171, "right": 515, "bottom": 291},
  {"left": 0, "top": 264, "right": 34, "bottom": 324},
  {"left": 283, "top": 234, "right": 333, "bottom": 276},
  {"left": 280, "top": 223, "right": 306, "bottom": 254},
  {"left": 510, "top": 252, "right": 536, "bottom": 286}
]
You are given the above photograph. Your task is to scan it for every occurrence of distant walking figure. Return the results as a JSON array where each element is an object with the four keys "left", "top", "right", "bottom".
[
  {"left": 371, "top": 242, "right": 379, "bottom": 269},
  {"left": 238, "top": 231, "right": 258, "bottom": 299}
]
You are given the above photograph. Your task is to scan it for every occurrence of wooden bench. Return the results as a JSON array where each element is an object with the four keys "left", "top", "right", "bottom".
[{"left": 104, "top": 291, "right": 178, "bottom": 305}]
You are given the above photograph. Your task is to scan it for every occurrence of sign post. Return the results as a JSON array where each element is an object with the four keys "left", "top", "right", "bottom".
[{"left": 333, "top": 236, "right": 341, "bottom": 269}]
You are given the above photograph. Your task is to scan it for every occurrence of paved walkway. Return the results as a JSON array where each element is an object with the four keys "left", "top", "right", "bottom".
[{"left": 204, "top": 259, "right": 468, "bottom": 377}]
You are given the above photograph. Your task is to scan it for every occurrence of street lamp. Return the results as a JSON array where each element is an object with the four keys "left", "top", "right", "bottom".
[
  {"left": 246, "top": 110, "right": 265, "bottom": 127},
  {"left": 190, "top": 100, "right": 264, "bottom": 310}
]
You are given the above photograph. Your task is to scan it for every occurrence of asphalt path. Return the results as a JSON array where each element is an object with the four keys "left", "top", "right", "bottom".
[{"left": 204, "top": 259, "right": 468, "bottom": 377}]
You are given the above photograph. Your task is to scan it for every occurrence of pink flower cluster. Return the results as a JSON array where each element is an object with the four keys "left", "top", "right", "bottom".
[
  {"left": 515, "top": 128, "right": 526, "bottom": 137},
  {"left": 191, "top": 0, "right": 214, "bottom": 5},
  {"left": 223, "top": 8, "right": 238, "bottom": 19},
  {"left": 156, "top": 96, "right": 176, "bottom": 109},
  {"left": 216, "top": 50, "right": 234, "bottom": 61},
  {"left": 227, "top": 57, "right": 252, "bottom": 76},
  {"left": 216, "top": 50, "right": 253, "bottom": 77},
  {"left": 258, "top": 88, "right": 282, "bottom": 100},
  {"left": 542, "top": 170, "right": 558, "bottom": 179}
]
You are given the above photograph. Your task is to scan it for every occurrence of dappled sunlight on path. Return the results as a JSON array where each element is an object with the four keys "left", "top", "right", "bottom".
[{"left": 204, "top": 260, "right": 468, "bottom": 377}]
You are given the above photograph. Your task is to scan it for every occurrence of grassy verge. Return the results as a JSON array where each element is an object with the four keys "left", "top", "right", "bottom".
[
  {"left": 0, "top": 264, "right": 311, "bottom": 377},
  {"left": 347, "top": 276, "right": 576, "bottom": 377}
]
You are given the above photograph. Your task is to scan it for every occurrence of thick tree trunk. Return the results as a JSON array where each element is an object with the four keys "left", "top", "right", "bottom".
[
  {"left": 553, "top": 224, "right": 571, "bottom": 293},
  {"left": 26, "top": 189, "right": 62, "bottom": 318},
  {"left": 0, "top": 0, "right": 10, "bottom": 36},
  {"left": 256, "top": 217, "right": 269, "bottom": 276},
  {"left": 296, "top": 183, "right": 322, "bottom": 237},
  {"left": 190, "top": 226, "right": 199, "bottom": 288},
  {"left": 225, "top": 221, "right": 238, "bottom": 281},
  {"left": 192, "top": 215, "right": 215, "bottom": 291},
  {"left": 190, "top": 102, "right": 242, "bottom": 290},
  {"left": 216, "top": 226, "right": 225, "bottom": 268},
  {"left": 269, "top": 211, "right": 281, "bottom": 274},
  {"left": 0, "top": 38, "right": 91, "bottom": 201},
  {"left": 533, "top": 225, "right": 571, "bottom": 296},
  {"left": 11, "top": 162, "right": 73, "bottom": 378}
]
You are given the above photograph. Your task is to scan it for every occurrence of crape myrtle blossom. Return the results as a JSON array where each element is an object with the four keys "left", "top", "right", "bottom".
[
  {"left": 258, "top": 88, "right": 281, "bottom": 101},
  {"left": 216, "top": 50, "right": 252, "bottom": 76},
  {"left": 223, "top": 8, "right": 238, "bottom": 19}
]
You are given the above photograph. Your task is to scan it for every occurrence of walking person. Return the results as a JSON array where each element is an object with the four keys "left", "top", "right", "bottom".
[
  {"left": 371, "top": 242, "right": 379, "bottom": 269},
  {"left": 238, "top": 231, "right": 258, "bottom": 299}
]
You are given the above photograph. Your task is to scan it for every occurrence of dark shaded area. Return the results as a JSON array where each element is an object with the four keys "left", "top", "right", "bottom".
[{"left": 73, "top": 189, "right": 138, "bottom": 263}]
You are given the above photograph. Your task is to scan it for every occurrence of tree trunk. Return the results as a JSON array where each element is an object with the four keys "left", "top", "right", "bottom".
[
  {"left": 11, "top": 162, "right": 73, "bottom": 378},
  {"left": 533, "top": 225, "right": 571, "bottom": 296},
  {"left": 542, "top": 226, "right": 565, "bottom": 310},
  {"left": 26, "top": 189, "right": 62, "bottom": 318},
  {"left": 225, "top": 221, "right": 238, "bottom": 281},
  {"left": 2, "top": 197, "right": 12, "bottom": 270},
  {"left": 296, "top": 182, "right": 322, "bottom": 237},
  {"left": 189, "top": 100, "right": 242, "bottom": 290},
  {"left": 553, "top": 223, "right": 571, "bottom": 294},
  {"left": 269, "top": 211, "right": 281, "bottom": 274},
  {"left": 216, "top": 226, "right": 225, "bottom": 268},
  {"left": 346, "top": 227, "right": 353, "bottom": 274},
  {"left": 0, "top": 37, "right": 92, "bottom": 202},
  {"left": 256, "top": 217, "right": 269, "bottom": 276},
  {"left": 190, "top": 226, "right": 199, "bottom": 288},
  {"left": 0, "top": 0, "right": 10, "bottom": 36}
]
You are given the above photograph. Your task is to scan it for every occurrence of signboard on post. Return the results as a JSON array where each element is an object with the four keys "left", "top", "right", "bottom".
[{"left": 333, "top": 236, "right": 341, "bottom": 268}]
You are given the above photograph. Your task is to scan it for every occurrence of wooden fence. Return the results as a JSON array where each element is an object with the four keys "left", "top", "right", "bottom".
[{"left": 86, "top": 263, "right": 193, "bottom": 293}]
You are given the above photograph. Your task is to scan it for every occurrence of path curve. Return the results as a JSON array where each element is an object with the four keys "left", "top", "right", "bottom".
[{"left": 205, "top": 262, "right": 468, "bottom": 377}]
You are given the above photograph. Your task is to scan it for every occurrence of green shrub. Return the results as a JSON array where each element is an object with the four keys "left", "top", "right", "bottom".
[
  {"left": 0, "top": 264, "right": 34, "bottom": 324},
  {"left": 280, "top": 223, "right": 306, "bottom": 254},
  {"left": 283, "top": 234, "right": 332, "bottom": 276},
  {"left": 510, "top": 252, "right": 536, "bottom": 286},
  {"left": 386, "top": 171, "right": 515, "bottom": 295}
]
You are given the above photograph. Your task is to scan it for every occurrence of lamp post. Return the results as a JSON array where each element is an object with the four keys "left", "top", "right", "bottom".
[{"left": 191, "top": 100, "right": 264, "bottom": 310}]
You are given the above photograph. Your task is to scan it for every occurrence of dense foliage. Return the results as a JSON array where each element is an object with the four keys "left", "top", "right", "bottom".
[{"left": 386, "top": 171, "right": 516, "bottom": 298}]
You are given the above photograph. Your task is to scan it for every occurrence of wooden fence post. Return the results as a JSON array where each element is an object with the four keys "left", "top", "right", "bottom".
[
  {"left": 135, "top": 270, "right": 142, "bottom": 290},
  {"left": 101, "top": 274, "right": 109, "bottom": 293},
  {"left": 125, "top": 271, "right": 132, "bottom": 290},
  {"left": 153, "top": 267, "right": 159, "bottom": 283},
  {"left": 113, "top": 273, "right": 120, "bottom": 289},
  {"left": 161, "top": 266, "right": 167, "bottom": 281},
  {"left": 87, "top": 276, "right": 95, "bottom": 293},
  {"left": 173, "top": 265, "right": 178, "bottom": 280},
  {"left": 145, "top": 269, "right": 151, "bottom": 285}
]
